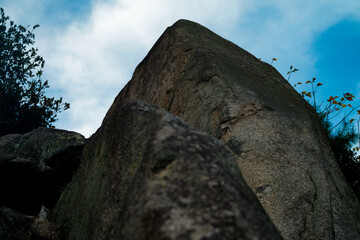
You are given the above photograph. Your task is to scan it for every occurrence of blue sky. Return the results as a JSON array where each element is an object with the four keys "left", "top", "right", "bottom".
[{"left": 1, "top": 0, "right": 360, "bottom": 137}]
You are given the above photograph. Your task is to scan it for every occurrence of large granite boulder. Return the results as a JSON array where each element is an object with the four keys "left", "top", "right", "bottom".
[
  {"left": 116, "top": 19, "right": 360, "bottom": 239},
  {"left": 54, "top": 99, "right": 282, "bottom": 239},
  {"left": 0, "top": 127, "right": 85, "bottom": 215}
]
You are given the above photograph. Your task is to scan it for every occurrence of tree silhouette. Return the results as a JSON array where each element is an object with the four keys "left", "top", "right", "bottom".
[{"left": 0, "top": 8, "right": 69, "bottom": 137}]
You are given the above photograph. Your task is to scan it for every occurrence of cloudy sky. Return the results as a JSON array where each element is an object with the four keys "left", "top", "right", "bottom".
[{"left": 2, "top": 0, "right": 360, "bottom": 137}]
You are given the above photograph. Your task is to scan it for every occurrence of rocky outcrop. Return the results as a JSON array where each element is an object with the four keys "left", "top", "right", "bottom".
[
  {"left": 0, "top": 206, "right": 33, "bottom": 240},
  {"left": 53, "top": 99, "right": 282, "bottom": 240},
  {"left": 0, "top": 206, "right": 63, "bottom": 240},
  {"left": 116, "top": 19, "right": 360, "bottom": 239},
  {"left": 0, "top": 127, "right": 85, "bottom": 215}
]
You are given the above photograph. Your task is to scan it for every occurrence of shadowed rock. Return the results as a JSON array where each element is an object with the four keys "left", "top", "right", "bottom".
[
  {"left": 116, "top": 19, "right": 360, "bottom": 239},
  {"left": 0, "top": 206, "right": 64, "bottom": 240},
  {"left": 0, "top": 206, "right": 33, "bottom": 240},
  {"left": 53, "top": 99, "right": 282, "bottom": 240},
  {"left": 0, "top": 127, "right": 85, "bottom": 215}
]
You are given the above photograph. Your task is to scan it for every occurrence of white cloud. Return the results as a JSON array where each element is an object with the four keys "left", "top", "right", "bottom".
[
  {"left": 41, "top": 0, "right": 248, "bottom": 137},
  {"left": 2, "top": 0, "right": 359, "bottom": 137}
]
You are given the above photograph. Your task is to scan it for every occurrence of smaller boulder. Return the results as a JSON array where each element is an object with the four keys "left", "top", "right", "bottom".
[
  {"left": 0, "top": 206, "right": 33, "bottom": 240},
  {"left": 0, "top": 127, "right": 85, "bottom": 215},
  {"left": 0, "top": 206, "right": 64, "bottom": 240}
]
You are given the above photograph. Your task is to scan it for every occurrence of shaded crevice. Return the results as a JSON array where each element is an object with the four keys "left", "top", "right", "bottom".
[
  {"left": 309, "top": 170, "right": 318, "bottom": 216},
  {"left": 220, "top": 102, "right": 264, "bottom": 124},
  {"left": 299, "top": 169, "right": 318, "bottom": 238},
  {"left": 206, "top": 73, "right": 220, "bottom": 82},
  {"left": 224, "top": 137, "right": 250, "bottom": 156},
  {"left": 166, "top": 49, "right": 194, "bottom": 112},
  {"left": 218, "top": 104, "right": 264, "bottom": 140},
  {"left": 167, "top": 90, "right": 176, "bottom": 112}
]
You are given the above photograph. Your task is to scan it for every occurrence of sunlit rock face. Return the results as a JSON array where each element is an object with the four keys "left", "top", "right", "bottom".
[{"left": 117, "top": 19, "right": 360, "bottom": 239}]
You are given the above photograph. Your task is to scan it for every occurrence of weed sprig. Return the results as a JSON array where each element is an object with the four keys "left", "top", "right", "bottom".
[{"left": 285, "top": 63, "right": 360, "bottom": 151}]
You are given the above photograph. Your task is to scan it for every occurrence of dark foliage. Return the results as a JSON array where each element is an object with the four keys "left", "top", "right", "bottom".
[{"left": 0, "top": 8, "right": 69, "bottom": 137}]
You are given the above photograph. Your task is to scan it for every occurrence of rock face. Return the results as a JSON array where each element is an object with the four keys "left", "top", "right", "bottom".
[
  {"left": 0, "top": 127, "right": 85, "bottom": 215},
  {"left": 0, "top": 206, "right": 64, "bottom": 240},
  {"left": 54, "top": 99, "right": 282, "bottom": 240},
  {"left": 0, "top": 206, "right": 33, "bottom": 240},
  {"left": 116, "top": 20, "right": 360, "bottom": 239}
]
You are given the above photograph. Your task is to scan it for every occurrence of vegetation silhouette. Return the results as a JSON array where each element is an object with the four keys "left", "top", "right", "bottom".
[
  {"left": 0, "top": 8, "right": 69, "bottom": 137},
  {"left": 287, "top": 63, "right": 360, "bottom": 198}
]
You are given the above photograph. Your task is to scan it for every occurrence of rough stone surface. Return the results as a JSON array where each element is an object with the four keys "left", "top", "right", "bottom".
[
  {"left": 54, "top": 99, "right": 282, "bottom": 240},
  {"left": 0, "top": 206, "right": 64, "bottom": 240},
  {"left": 116, "top": 19, "right": 360, "bottom": 239},
  {"left": 0, "top": 127, "right": 85, "bottom": 215},
  {"left": 0, "top": 206, "right": 33, "bottom": 240},
  {"left": 29, "top": 218, "right": 64, "bottom": 240}
]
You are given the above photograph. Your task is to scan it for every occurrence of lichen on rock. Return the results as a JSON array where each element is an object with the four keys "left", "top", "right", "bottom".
[
  {"left": 116, "top": 19, "right": 360, "bottom": 239},
  {"left": 53, "top": 99, "right": 283, "bottom": 240}
]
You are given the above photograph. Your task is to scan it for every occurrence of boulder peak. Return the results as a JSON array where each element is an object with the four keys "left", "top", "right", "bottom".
[{"left": 117, "top": 20, "right": 360, "bottom": 239}]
